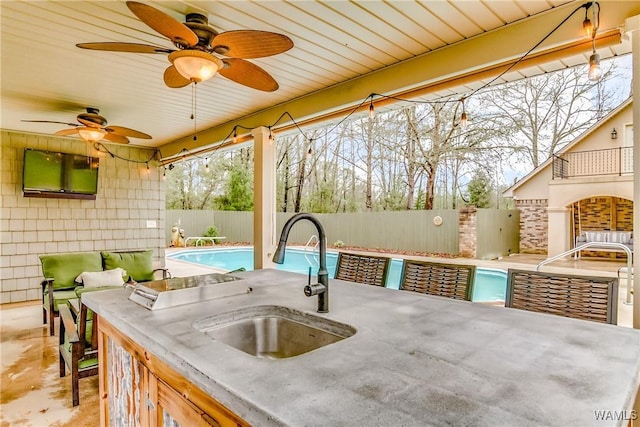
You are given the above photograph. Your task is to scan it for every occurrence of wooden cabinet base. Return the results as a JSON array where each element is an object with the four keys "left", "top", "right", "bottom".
[{"left": 97, "top": 316, "right": 249, "bottom": 427}]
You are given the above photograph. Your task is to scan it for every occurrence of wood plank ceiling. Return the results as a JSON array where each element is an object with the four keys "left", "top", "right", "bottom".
[{"left": 0, "top": 1, "right": 635, "bottom": 159}]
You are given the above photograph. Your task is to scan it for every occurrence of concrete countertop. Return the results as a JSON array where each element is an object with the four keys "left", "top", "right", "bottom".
[{"left": 83, "top": 269, "right": 640, "bottom": 427}]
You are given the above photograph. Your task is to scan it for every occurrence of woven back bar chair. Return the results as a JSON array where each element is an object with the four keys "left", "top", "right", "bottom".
[
  {"left": 505, "top": 269, "right": 619, "bottom": 324},
  {"left": 334, "top": 252, "right": 391, "bottom": 287},
  {"left": 399, "top": 260, "right": 476, "bottom": 301}
]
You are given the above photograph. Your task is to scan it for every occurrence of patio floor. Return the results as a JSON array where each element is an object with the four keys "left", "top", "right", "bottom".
[{"left": 0, "top": 251, "right": 634, "bottom": 426}]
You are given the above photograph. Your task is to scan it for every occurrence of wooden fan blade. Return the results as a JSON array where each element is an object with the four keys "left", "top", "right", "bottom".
[
  {"left": 54, "top": 128, "right": 80, "bottom": 136},
  {"left": 77, "top": 119, "right": 104, "bottom": 128},
  {"left": 219, "top": 58, "right": 279, "bottom": 92},
  {"left": 76, "top": 42, "right": 173, "bottom": 54},
  {"left": 164, "top": 65, "right": 191, "bottom": 88},
  {"left": 103, "top": 133, "right": 130, "bottom": 144},
  {"left": 22, "top": 120, "right": 79, "bottom": 127},
  {"left": 126, "top": 1, "right": 198, "bottom": 48},
  {"left": 106, "top": 126, "right": 152, "bottom": 139},
  {"left": 212, "top": 30, "right": 293, "bottom": 59}
]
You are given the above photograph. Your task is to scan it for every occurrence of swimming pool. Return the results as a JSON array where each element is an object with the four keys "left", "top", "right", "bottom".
[{"left": 168, "top": 248, "right": 507, "bottom": 302}]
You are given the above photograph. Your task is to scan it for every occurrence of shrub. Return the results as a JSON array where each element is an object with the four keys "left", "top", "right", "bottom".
[{"left": 203, "top": 226, "right": 219, "bottom": 237}]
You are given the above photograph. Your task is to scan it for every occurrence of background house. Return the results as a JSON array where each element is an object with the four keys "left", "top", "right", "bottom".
[{"left": 504, "top": 98, "right": 634, "bottom": 257}]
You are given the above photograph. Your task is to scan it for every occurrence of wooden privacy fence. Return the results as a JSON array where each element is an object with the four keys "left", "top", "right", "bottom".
[{"left": 166, "top": 209, "right": 520, "bottom": 259}]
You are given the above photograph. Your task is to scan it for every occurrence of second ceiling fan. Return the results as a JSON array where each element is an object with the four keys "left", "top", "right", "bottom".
[{"left": 77, "top": 1, "right": 293, "bottom": 92}]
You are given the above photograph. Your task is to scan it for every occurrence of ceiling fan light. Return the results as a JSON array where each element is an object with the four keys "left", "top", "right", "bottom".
[
  {"left": 169, "top": 50, "right": 223, "bottom": 83},
  {"left": 78, "top": 127, "right": 106, "bottom": 142}
]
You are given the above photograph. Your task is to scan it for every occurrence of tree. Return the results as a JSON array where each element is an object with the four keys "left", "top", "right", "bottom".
[
  {"left": 165, "top": 158, "right": 224, "bottom": 210},
  {"left": 478, "top": 61, "right": 623, "bottom": 169},
  {"left": 466, "top": 171, "right": 492, "bottom": 207},
  {"left": 215, "top": 149, "right": 254, "bottom": 211}
]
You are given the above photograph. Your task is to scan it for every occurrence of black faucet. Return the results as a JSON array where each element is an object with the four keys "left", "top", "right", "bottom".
[{"left": 272, "top": 213, "right": 329, "bottom": 313}]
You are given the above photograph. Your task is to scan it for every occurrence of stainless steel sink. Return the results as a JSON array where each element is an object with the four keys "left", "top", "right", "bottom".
[{"left": 193, "top": 305, "right": 356, "bottom": 359}]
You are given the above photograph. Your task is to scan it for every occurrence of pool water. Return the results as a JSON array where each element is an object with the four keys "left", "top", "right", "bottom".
[{"left": 168, "top": 248, "right": 507, "bottom": 302}]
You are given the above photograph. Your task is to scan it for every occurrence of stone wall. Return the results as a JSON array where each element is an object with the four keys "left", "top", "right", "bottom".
[
  {"left": 0, "top": 131, "right": 166, "bottom": 304},
  {"left": 515, "top": 199, "right": 548, "bottom": 254}
]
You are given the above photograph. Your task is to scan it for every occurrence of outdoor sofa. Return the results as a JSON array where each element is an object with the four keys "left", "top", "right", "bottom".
[
  {"left": 40, "top": 249, "right": 170, "bottom": 335},
  {"left": 575, "top": 230, "right": 633, "bottom": 256}
]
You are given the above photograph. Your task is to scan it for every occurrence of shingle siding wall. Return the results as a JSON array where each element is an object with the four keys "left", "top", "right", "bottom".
[
  {"left": 0, "top": 131, "right": 166, "bottom": 304},
  {"left": 515, "top": 199, "right": 548, "bottom": 254}
]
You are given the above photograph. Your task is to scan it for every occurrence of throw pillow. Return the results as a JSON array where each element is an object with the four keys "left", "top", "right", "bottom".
[
  {"left": 609, "top": 231, "right": 631, "bottom": 245},
  {"left": 75, "top": 268, "right": 127, "bottom": 289},
  {"left": 101, "top": 250, "right": 154, "bottom": 282}
]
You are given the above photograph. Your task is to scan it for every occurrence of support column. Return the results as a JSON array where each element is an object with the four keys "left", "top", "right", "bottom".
[
  {"left": 627, "top": 14, "right": 640, "bottom": 329},
  {"left": 253, "top": 127, "right": 276, "bottom": 270},
  {"left": 546, "top": 207, "right": 570, "bottom": 257}
]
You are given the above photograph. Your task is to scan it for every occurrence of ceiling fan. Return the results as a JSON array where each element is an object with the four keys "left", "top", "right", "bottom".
[
  {"left": 22, "top": 107, "right": 152, "bottom": 144},
  {"left": 76, "top": 1, "right": 293, "bottom": 92}
]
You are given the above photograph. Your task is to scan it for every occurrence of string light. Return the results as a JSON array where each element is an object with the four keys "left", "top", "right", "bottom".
[
  {"left": 205, "top": 158, "right": 209, "bottom": 172},
  {"left": 162, "top": 2, "right": 601, "bottom": 169},
  {"left": 588, "top": 50, "right": 601, "bottom": 81},
  {"left": 162, "top": 167, "right": 167, "bottom": 181},
  {"left": 306, "top": 139, "right": 313, "bottom": 158},
  {"left": 582, "top": 10, "right": 593, "bottom": 38},
  {"left": 585, "top": 1, "right": 601, "bottom": 82}
]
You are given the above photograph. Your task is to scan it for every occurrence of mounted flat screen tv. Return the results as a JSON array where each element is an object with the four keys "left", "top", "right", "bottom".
[{"left": 22, "top": 149, "right": 99, "bottom": 200}]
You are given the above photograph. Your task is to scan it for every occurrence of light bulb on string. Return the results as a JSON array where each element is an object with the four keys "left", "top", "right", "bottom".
[
  {"left": 459, "top": 98, "right": 468, "bottom": 129},
  {"left": 306, "top": 139, "right": 313, "bottom": 159},
  {"left": 369, "top": 100, "right": 375, "bottom": 119},
  {"left": 584, "top": 1, "right": 599, "bottom": 38},
  {"left": 587, "top": 37, "right": 601, "bottom": 82},
  {"left": 162, "top": 167, "right": 167, "bottom": 181},
  {"left": 233, "top": 128, "right": 238, "bottom": 144},
  {"left": 205, "top": 159, "right": 210, "bottom": 172},
  {"left": 583, "top": 17, "right": 593, "bottom": 38},
  {"left": 191, "top": 82, "right": 198, "bottom": 141}
]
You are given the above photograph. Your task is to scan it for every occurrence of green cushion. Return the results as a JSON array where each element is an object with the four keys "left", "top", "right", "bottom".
[
  {"left": 44, "top": 289, "right": 78, "bottom": 311},
  {"left": 74, "top": 285, "right": 122, "bottom": 298},
  {"left": 40, "top": 252, "right": 102, "bottom": 290},
  {"left": 101, "top": 250, "right": 154, "bottom": 282},
  {"left": 78, "top": 356, "right": 99, "bottom": 370},
  {"left": 62, "top": 340, "right": 98, "bottom": 370}
]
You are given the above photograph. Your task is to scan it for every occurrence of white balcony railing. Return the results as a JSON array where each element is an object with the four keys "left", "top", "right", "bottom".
[{"left": 552, "top": 147, "right": 633, "bottom": 179}]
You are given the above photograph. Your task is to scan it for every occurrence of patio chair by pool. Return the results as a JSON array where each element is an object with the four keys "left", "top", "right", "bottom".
[
  {"left": 399, "top": 260, "right": 476, "bottom": 301},
  {"left": 334, "top": 252, "right": 391, "bottom": 287},
  {"left": 505, "top": 269, "right": 619, "bottom": 324},
  {"left": 58, "top": 300, "right": 98, "bottom": 406}
]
